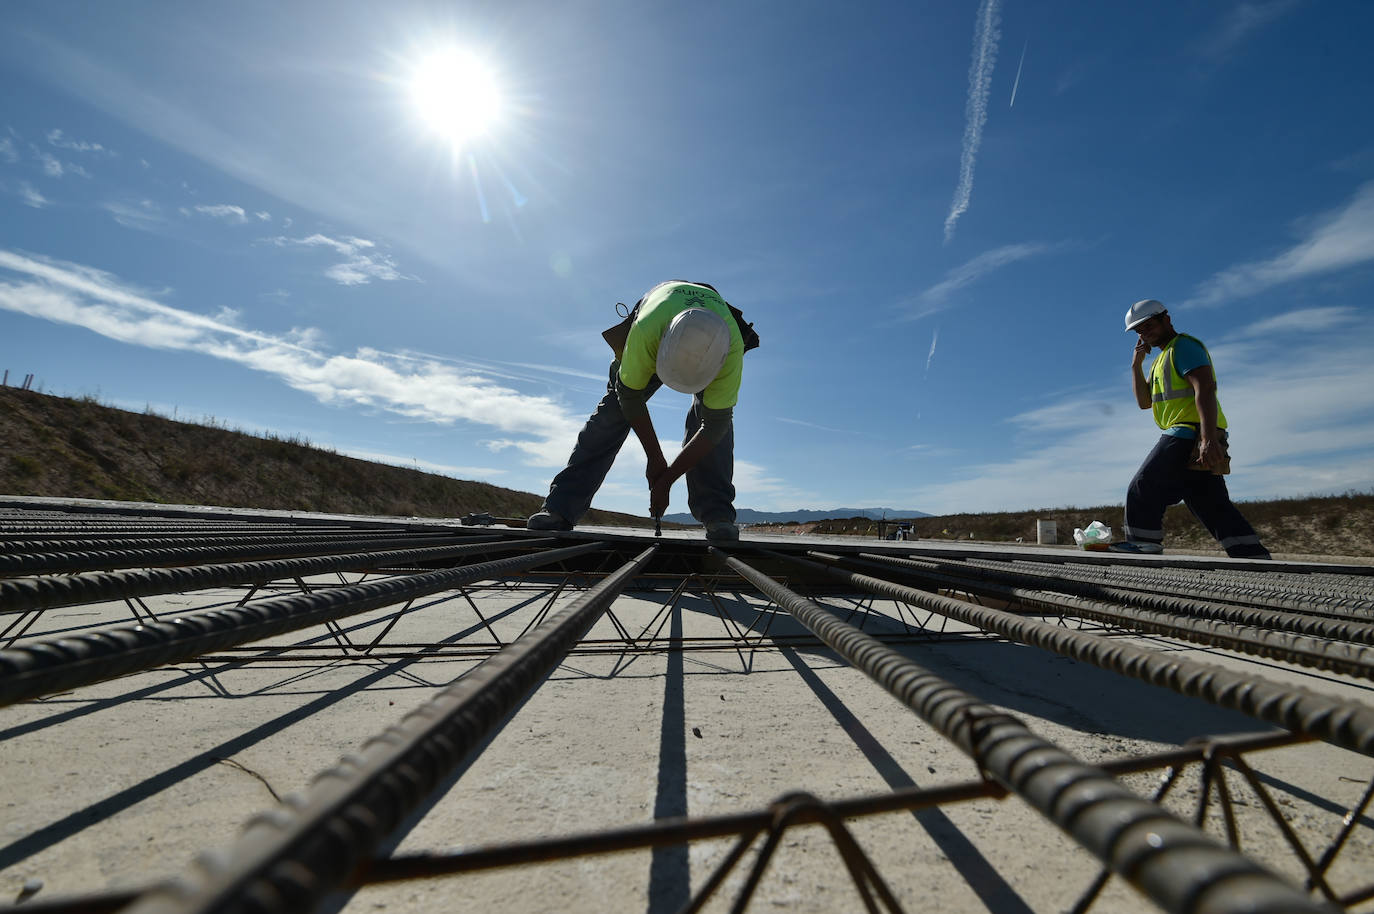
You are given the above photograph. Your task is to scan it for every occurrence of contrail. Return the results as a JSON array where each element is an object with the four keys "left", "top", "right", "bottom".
[
  {"left": 1010, "top": 40, "right": 1027, "bottom": 108},
  {"left": 925, "top": 327, "right": 940, "bottom": 378},
  {"left": 944, "top": 0, "right": 1002, "bottom": 243}
]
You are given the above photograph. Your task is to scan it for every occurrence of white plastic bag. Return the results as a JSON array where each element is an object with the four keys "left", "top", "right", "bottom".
[{"left": 1072, "top": 521, "right": 1112, "bottom": 547}]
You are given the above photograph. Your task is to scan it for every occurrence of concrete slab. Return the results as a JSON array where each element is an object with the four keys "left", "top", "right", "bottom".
[{"left": 3, "top": 566, "right": 1372, "bottom": 912}]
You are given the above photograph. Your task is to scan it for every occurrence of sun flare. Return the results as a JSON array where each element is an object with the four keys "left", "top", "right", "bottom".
[{"left": 410, "top": 49, "right": 502, "bottom": 147}]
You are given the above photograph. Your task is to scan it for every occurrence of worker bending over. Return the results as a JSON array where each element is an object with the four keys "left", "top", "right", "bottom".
[{"left": 528, "top": 280, "right": 754, "bottom": 541}]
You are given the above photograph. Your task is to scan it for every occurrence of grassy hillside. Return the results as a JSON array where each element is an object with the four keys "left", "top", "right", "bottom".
[
  {"left": 794, "top": 493, "right": 1374, "bottom": 558},
  {"left": 0, "top": 386, "right": 647, "bottom": 525}
]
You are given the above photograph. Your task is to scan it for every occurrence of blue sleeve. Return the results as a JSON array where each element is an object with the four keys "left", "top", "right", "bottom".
[{"left": 1172, "top": 337, "right": 1211, "bottom": 377}]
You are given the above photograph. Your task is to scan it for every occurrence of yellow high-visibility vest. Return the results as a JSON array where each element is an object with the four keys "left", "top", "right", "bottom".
[{"left": 1148, "top": 333, "right": 1227, "bottom": 431}]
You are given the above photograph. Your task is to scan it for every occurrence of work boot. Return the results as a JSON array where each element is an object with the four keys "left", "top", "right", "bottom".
[
  {"left": 705, "top": 521, "right": 739, "bottom": 542},
  {"left": 526, "top": 509, "right": 573, "bottom": 531},
  {"left": 1108, "top": 541, "right": 1163, "bottom": 555}
]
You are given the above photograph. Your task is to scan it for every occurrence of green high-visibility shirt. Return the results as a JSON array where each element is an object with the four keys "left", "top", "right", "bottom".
[
  {"left": 1148, "top": 333, "right": 1227, "bottom": 435},
  {"left": 618, "top": 281, "right": 744, "bottom": 410}
]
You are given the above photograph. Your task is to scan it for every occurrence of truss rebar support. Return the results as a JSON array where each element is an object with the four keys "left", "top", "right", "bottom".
[
  {"left": 122, "top": 545, "right": 658, "bottom": 914},
  {"left": 0, "top": 542, "right": 603, "bottom": 706},
  {"left": 714, "top": 549, "right": 1330, "bottom": 914}
]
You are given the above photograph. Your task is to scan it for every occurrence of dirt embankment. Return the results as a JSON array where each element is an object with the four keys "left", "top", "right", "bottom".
[{"left": 0, "top": 386, "right": 646, "bottom": 526}]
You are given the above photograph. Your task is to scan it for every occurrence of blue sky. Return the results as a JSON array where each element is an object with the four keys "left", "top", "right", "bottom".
[{"left": 2, "top": 0, "right": 1373, "bottom": 518}]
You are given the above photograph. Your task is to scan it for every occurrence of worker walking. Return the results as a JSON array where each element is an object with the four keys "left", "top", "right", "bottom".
[
  {"left": 527, "top": 280, "right": 756, "bottom": 541},
  {"left": 1111, "top": 299, "right": 1270, "bottom": 559}
]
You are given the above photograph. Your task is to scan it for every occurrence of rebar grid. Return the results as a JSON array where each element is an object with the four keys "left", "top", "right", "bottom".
[
  {"left": 835, "top": 551, "right": 1374, "bottom": 680},
  {"left": 1, "top": 503, "right": 1372, "bottom": 913}
]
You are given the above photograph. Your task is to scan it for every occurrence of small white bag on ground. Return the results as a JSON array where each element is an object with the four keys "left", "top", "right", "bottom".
[{"left": 1072, "top": 521, "right": 1112, "bottom": 547}]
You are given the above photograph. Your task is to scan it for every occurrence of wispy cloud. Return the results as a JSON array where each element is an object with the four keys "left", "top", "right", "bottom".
[
  {"left": 17, "top": 182, "right": 50, "bottom": 209},
  {"left": 898, "top": 242, "right": 1059, "bottom": 321},
  {"left": 342, "top": 448, "right": 507, "bottom": 479},
  {"left": 0, "top": 248, "right": 581, "bottom": 466},
  {"left": 895, "top": 307, "right": 1374, "bottom": 513},
  {"left": 193, "top": 203, "right": 249, "bottom": 224},
  {"left": 924, "top": 327, "right": 939, "bottom": 378},
  {"left": 944, "top": 0, "right": 1002, "bottom": 243},
  {"left": 34, "top": 148, "right": 63, "bottom": 177},
  {"left": 103, "top": 199, "right": 166, "bottom": 232},
  {"left": 0, "top": 138, "right": 18, "bottom": 164},
  {"left": 254, "top": 210, "right": 271, "bottom": 222},
  {"left": 1197, "top": 1, "right": 1302, "bottom": 61},
  {"left": 46, "top": 129, "right": 111, "bottom": 155},
  {"left": 1185, "top": 181, "right": 1374, "bottom": 307},
  {"left": 266, "top": 233, "right": 413, "bottom": 286},
  {"left": 1009, "top": 40, "right": 1027, "bottom": 108},
  {"left": 1236, "top": 306, "right": 1360, "bottom": 337},
  {"left": 776, "top": 416, "right": 868, "bottom": 436}
]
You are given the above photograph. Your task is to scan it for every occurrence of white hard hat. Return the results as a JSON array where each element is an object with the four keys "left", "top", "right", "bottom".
[
  {"left": 656, "top": 308, "right": 731, "bottom": 393},
  {"left": 1124, "top": 299, "right": 1167, "bottom": 331}
]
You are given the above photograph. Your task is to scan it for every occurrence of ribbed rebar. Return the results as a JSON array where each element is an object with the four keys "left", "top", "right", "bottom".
[
  {"left": 0, "top": 537, "right": 554, "bottom": 616},
  {"left": 0, "top": 542, "right": 603, "bottom": 707},
  {"left": 846, "top": 552, "right": 1374, "bottom": 680},
  {"left": 714, "top": 550, "right": 1328, "bottom": 914},
  {"left": 789, "top": 551, "right": 1374, "bottom": 758},
  {"left": 123, "top": 545, "right": 657, "bottom": 914},
  {"left": 879, "top": 552, "right": 1374, "bottom": 637},
  {"left": 959, "top": 557, "right": 1374, "bottom": 621},
  {"left": 0, "top": 533, "right": 488, "bottom": 577},
  {"left": 0, "top": 530, "right": 439, "bottom": 556}
]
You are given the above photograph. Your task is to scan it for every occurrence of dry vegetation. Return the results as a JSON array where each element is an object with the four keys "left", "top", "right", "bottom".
[
  {"left": 761, "top": 499, "right": 1374, "bottom": 559},
  {"left": 0, "top": 387, "right": 646, "bottom": 526},
  {"left": 4, "top": 386, "right": 1370, "bottom": 556},
  {"left": 758, "top": 500, "right": 1368, "bottom": 555}
]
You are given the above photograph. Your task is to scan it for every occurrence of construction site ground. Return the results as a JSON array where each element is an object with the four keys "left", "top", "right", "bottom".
[{"left": 1, "top": 506, "right": 1372, "bottom": 913}]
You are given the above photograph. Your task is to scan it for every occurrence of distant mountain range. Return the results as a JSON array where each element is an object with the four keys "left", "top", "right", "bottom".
[{"left": 663, "top": 507, "right": 931, "bottom": 525}]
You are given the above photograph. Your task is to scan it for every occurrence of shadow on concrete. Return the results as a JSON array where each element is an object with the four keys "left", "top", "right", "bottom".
[
  {"left": 0, "top": 597, "right": 539, "bottom": 872},
  {"left": 683, "top": 589, "right": 1282, "bottom": 746},
  {"left": 646, "top": 603, "right": 690, "bottom": 913},
  {"left": 780, "top": 646, "right": 1036, "bottom": 913}
]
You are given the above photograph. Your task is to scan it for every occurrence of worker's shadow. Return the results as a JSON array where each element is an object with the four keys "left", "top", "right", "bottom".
[
  {"left": 680, "top": 587, "right": 1270, "bottom": 746},
  {"left": 646, "top": 590, "right": 1281, "bottom": 914}
]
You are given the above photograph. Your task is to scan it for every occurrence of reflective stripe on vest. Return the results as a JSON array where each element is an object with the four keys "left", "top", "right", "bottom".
[{"left": 1148, "top": 334, "right": 1227, "bottom": 431}]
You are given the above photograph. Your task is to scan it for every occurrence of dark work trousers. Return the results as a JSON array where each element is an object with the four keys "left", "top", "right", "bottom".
[
  {"left": 542, "top": 361, "right": 736, "bottom": 525},
  {"left": 1123, "top": 433, "right": 1270, "bottom": 558}
]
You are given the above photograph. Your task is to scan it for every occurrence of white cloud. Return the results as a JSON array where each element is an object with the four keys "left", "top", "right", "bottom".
[
  {"left": 34, "top": 149, "right": 63, "bottom": 177},
  {"left": 194, "top": 203, "right": 249, "bottom": 224},
  {"left": 17, "top": 182, "right": 50, "bottom": 209},
  {"left": 104, "top": 199, "right": 166, "bottom": 232},
  {"left": 46, "top": 129, "right": 110, "bottom": 154},
  {"left": 342, "top": 447, "right": 507, "bottom": 478},
  {"left": 896, "top": 310, "right": 1374, "bottom": 513},
  {"left": 776, "top": 416, "right": 866, "bottom": 436},
  {"left": 0, "top": 138, "right": 18, "bottom": 164},
  {"left": 944, "top": 0, "right": 1001, "bottom": 243},
  {"left": 1186, "top": 181, "right": 1374, "bottom": 307},
  {"left": 0, "top": 248, "right": 583, "bottom": 467},
  {"left": 267, "top": 233, "right": 412, "bottom": 286},
  {"left": 1198, "top": 1, "right": 1302, "bottom": 61},
  {"left": 1236, "top": 306, "right": 1359, "bottom": 337},
  {"left": 897, "top": 242, "right": 1059, "bottom": 321},
  {"left": 254, "top": 210, "right": 271, "bottom": 221}
]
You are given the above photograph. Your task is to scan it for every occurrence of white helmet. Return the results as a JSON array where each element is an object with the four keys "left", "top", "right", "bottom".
[
  {"left": 656, "top": 308, "right": 732, "bottom": 393},
  {"left": 1124, "top": 298, "right": 1167, "bottom": 331}
]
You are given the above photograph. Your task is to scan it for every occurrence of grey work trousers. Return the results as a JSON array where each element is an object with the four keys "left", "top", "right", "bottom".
[{"left": 541, "top": 361, "right": 736, "bottom": 525}]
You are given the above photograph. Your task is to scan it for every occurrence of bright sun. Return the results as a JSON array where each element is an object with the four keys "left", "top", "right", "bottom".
[{"left": 410, "top": 49, "right": 502, "bottom": 147}]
